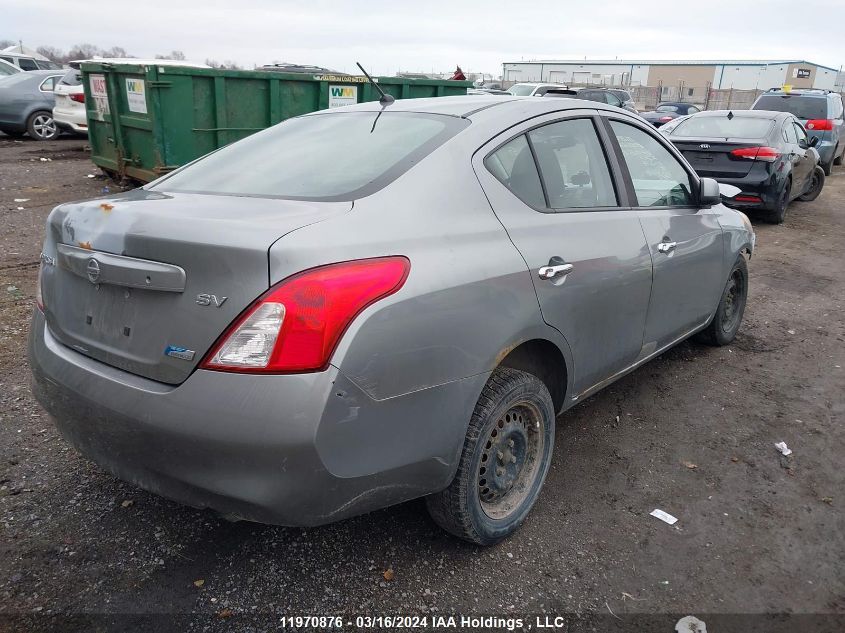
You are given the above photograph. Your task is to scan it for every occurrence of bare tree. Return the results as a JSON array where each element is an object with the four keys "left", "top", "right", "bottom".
[
  {"left": 36, "top": 46, "right": 64, "bottom": 61},
  {"left": 156, "top": 50, "right": 186, "bottom": 61},
  {"left": 102, "top": 46, "right": 131, "bottom": 58},
  {"left": 67, "top": 43, "right": 102, "bottom": 61},
  {"left": 0, "top": 39, "right": 16, "bottom": 50},
  {"left": 205, "top": 59, "right": 242, "bottom": 70}
]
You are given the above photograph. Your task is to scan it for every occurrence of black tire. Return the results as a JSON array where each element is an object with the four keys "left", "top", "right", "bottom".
[
  {"left": 426, "top": 367, "right": 555, "bottom": 545},
  {"left": 821, "top": 153, "right": 834, "bottom": 176},
  {"left": 695, "top": 256, "right": 748, "bottom": 346},
  {"left": 26, "top": 111, "right": 58, "bottom": 141},
  {"left": 766, "top": 180, "right": 790, "bottom": 224},
  {"left": 798, "top": 166, "right": 825, "bottom": 202}
]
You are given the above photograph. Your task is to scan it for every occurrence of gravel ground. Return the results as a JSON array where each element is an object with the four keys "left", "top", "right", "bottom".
[{"left": 0, "top": 135, "right": 843, "bottom": 633}]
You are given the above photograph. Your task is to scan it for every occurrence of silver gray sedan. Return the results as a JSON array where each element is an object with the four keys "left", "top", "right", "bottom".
[
  {"left": 30, "top": 95, "right": 754, "bottom": 544},
  {"left": 0, "top": 69, "right": 65, "bottom": 140}
]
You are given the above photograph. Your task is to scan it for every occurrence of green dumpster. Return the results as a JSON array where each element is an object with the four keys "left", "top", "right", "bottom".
[{"left": 80, "top": 61, "right": 472, "bottom": 182}]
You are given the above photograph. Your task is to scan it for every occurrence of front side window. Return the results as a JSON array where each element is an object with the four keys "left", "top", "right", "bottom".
[
  {"left": 18, "top": 58, "right": 38, "bottom": 71},
  {"left": 153, "top": 112, "right": 466, "bottom": 201},
  {"left": 793, "top": 122, "right": 809, "bottom": 145},
  {"left": 485, "top": 135, "right": 545, "bottom": 208},
  {"left": 783, "top": 121, "right": 798, "bottom": 144},
  {"left": 528, "top": 118, "right": 617, "bottom": 209},
  {"left": 610, "top": 121, "right": 694, "bottom": 207}
]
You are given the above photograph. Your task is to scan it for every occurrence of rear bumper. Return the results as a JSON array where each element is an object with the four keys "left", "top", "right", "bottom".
[
  {"left": 710, "top": 173, "right": 779, "bottom": 211},
  {"left": 53, "top": 108, "right": 88, "bottom": 134},
  {"left": 29, "top": 310, "right": 484, "bottom": 526}
]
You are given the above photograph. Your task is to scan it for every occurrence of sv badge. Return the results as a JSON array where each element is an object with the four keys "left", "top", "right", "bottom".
[{"left": 196, "top": 293, "right": 228, "bottom": 308}]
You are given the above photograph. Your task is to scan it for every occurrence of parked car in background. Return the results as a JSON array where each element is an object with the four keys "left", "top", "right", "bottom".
[
  {"left": 543, "top": 87, "right": 639, "bottom": 114},
  {"left": 507, "top": 82, "right": 568, "bottom": 96},
  {"left": 751, "top": 88, "right": 845, "bottom": 175},
  {"left": 642, "top": 102, "right": 701, "bottom": 127},
  {"left": 52, "top": 66, "right": 87, "bottom": 135},
  {"left": 666, "top": 109, "right": 824, "bottom": 223},
  {"left": 657, "top": 114, "right": 691, "bottom": 136},
  {"left": 0, "top": 70, "right": 65, "bottom": 140},
  {"left": 31, "top": 95, "right": 753, "bottom": 545},
  {"left": 468, "top": 87, "right": 510, "bottom": 95},
  {"left": 0, "top": 58, "right": 22, "bottom": 76},
  {"left": 607, "top": 89, "right": 638, "bottom": 113},
  {"left": 0, "top": 52, "right": 63, "bottom": 71}
]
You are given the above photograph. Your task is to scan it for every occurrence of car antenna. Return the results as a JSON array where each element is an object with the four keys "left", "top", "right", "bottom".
[{"left": 356, "top": 62, "right": 395, "bottom": 106}]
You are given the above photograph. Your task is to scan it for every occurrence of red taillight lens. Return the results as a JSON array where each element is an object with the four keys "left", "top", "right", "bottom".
[
  {"left": 69, "top": 93, "right": 85, "bottom": 104},
  {"left": 659, "top": 116, "right": 673, "bottom": 122},
  {"left": 734, "top": 194, "right": 762, "bottom": 203},
  {"left": 805, "top": 119, "right": 832, "bottom": 131},
  {"left": 201, "top": 257, "right": 410, "bottom": 373},
  {"left": 730, "top": 146, "right": 780, "bottom": 162}
]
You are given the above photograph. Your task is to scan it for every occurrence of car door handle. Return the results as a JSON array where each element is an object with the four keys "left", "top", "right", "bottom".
[
  {"left": 657, "top": 241, "right": 677, "bottom": 254},
  {"left": 538, "top": 263, "right": 574, "bottom": 280}
]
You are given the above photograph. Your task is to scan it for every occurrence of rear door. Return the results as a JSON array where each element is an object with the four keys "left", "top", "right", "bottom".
[
  {"left": 790, "top": 120, "right": 815, "bottom": 194},
  {"left": 604, "top": 116, "right": 725, "bottom": 351},
  {"left": 473, "top": 109, "right": 653, "bottom": 396}
]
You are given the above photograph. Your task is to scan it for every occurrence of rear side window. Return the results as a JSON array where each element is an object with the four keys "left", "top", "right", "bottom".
[
  {"left": 528, "top": 118, "right": 617, "bottom": 209},
  {"left": 753, "top": 95, "right": 827, "bottom": 120},
  {"left": 831, "top": 96, "right": 844, "bottom": 120},
  {"left": 153, "top": 112, "right": 467, "bottom": 201},
  {"left": 18, "top": 58, "right": 38, "bottom": 71},
  {"left": 485, "top": 135, "right": 545, "bottom": 208},
  {"left": 671, "top": 116, "right": 774, "bottom": 139},
  {"left": 610, "top": 121, "right": 694, "bottom": 207}
]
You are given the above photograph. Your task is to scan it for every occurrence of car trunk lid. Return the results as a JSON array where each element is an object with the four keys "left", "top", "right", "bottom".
[
  {"left": 672, "top": 137, "right": 765, "bottom": 178},
  {"left": 40, "top": 190, "right": 350, "bottom": 384}
]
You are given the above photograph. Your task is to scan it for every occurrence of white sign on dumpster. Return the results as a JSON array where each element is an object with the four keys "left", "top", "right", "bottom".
[
  {"left": 125, "top": 78, "right": 148, "bottom": 114},
  {"left": 328, "top": 85, "right": 357, "bottom": 108},
  {"left": 89, "top": 74, "right": 109, "bottom": 118}
]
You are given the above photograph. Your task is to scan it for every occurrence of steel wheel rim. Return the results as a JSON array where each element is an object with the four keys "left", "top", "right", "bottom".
[
  {"left": 478, "top": 401, "right": 544, "bottom": 520},
  {"left": 721, "top": 269, "right": 745, "bottom": 333},
  {"left": 33, "top": 114, "right": 56, "bottom": 139},
  {"left": 808, "top": 172, "right": 820, "bottom": 196}
]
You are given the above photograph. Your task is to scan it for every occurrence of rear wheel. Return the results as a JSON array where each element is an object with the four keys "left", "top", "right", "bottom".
[
  {"left": 426, "top": 367, "right": 555, "bottom": 545},
  {"left": 798, "top": 166, "right": 825, "bottom": 202},
  {"left": 695, "top": 256, "right": 748, "bottom": 346},
  {"left": 821, "top": 153, "right": 834, "bottom": 176},
  {"left": 26, "top": 111, "right": 58, "bottom": 141},
  {"left": 766, "top": 180, "right": 790, "bottom": 224}
]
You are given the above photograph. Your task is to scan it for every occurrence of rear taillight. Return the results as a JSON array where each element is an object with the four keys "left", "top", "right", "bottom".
[
  {"left": 734, "top": 194, "right": 762, "bottom": 203},
  {"left": 659, "top": 116, "right": 673, "bottom": 122},
  {"left": 730, "top": 146, "right": 780, "bottom": 162},
  {"left": 805, "top": 119, "right": 832, "bottom": 131},
  {"left": 69, "top": 93, "right": 85, "bottom": 104},
  {"left": 200, "top": 257, "right": 410, "bottom": 373}
]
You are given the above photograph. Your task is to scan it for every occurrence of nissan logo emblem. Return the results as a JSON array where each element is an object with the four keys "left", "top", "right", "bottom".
[{"left": 86, "top": 258, "right": 101, "bottom": 284}]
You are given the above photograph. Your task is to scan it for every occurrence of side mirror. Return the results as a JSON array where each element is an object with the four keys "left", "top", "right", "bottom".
[
  {"left": 699, "top": 178, "right": 721, "bottom": 206},
  {"left": 798, "top": 138, "right": 808, "bottom": 149}
]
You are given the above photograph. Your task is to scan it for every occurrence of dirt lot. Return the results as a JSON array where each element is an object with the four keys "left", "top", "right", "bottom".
[{"left": 0, "top": 135, "right": 843, "bottom": 632}]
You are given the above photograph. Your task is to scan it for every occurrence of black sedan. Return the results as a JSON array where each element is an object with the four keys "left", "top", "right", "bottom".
[
  {"left": 665, "top": 110, "right": 824, "bottom": 223},
  {"left": 642, "top": 102, "right": 701, "bottom": 127}
]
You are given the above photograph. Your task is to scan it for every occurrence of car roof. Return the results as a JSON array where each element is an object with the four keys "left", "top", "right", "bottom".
[
  {"left": 762, "top": 89, "right": 830, "bottom": 98},
  {"left": 314, "top": 94, "right": 633, "bottom": 120},
  {"left": 693, "top": 109, "right": 790, "bottom": 120}
]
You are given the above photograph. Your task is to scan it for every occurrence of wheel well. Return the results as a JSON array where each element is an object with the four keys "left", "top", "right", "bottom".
[{"left": 498, "top": 339, "right": 567, "bottom": 413}]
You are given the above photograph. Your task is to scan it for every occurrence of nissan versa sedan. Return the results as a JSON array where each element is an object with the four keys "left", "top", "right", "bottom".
[
  {"left": 30, "top": 96, "right": 754, "bottom": 545},
  {"left": 666, "top": 110, "right": 824, "bottom": 223}
]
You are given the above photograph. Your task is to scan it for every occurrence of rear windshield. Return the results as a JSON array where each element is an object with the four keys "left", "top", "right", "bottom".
[
  {"left": 753, "top": 95, "right": 827, "bottom": 120},
  {"left": 152, "top": 112, "right": 467, "bottom": 201},
  {"left": 656, "top": 104, "right": 679, "bottom": 113},
  {"left": 59, "top": 69, "right": 82, "bottom": 86},
  {"left": 508, "top": 84, "right": 536, "bottom": 96},
  {"left": 671, "top": 115, "right": 774, "bottom": 139}
]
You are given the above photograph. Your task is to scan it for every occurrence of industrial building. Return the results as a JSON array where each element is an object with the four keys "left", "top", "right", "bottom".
[{"left": 502, "top": 59, "right": 840, "bottom": 91}]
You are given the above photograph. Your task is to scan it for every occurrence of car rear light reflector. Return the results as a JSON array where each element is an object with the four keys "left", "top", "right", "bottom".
[
  {"left": 201, "top": 257, "right": 410, "bottom": 373},
  {"left": 805, "top": 119, "right": 832, "bottom": 131},
  {"left": 659, "top": 116, "right": 673, "bottom": 122},
  {"left": 69, "top": 93, "right": 85, "bottom": 103},
  {"left": 35, "top": 263, "right": 45, "bottom": 311},
  {"left": 734, "top": 195, "right": 762, "bottom": 203},
  {"left": 730, "top": 146, "right": 780, "bottom": 162}
]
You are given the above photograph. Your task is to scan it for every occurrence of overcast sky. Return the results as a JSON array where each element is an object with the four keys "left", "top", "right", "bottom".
[{"left": 6, "top": 0, "right": 845, "bottom": 76}]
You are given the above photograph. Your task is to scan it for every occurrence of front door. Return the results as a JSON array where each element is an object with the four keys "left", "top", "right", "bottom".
[
  {"left": 603, "top": 117, "right": 726, "bottom": 351},
  {"left": 473, "top": 110, "right": 653, "bottom": 396},
  {"left": 790, "top": 120, "right": 815, "bottom": 196}
]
